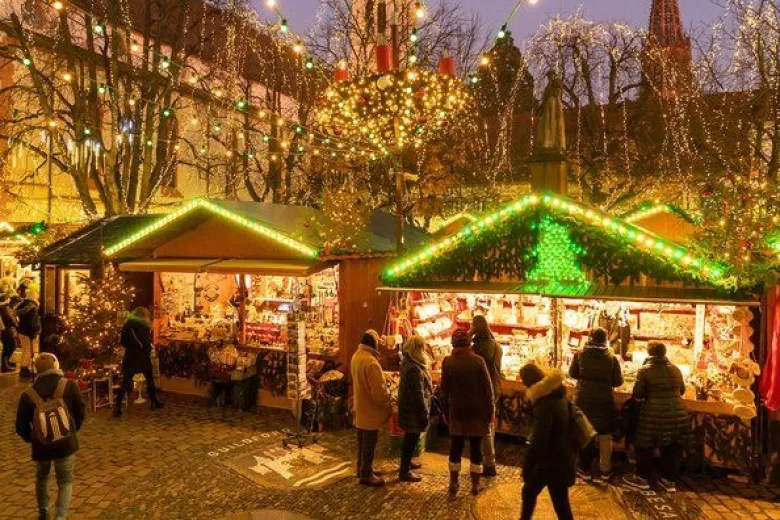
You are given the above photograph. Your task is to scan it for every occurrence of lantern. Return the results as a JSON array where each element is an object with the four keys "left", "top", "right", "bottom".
[
  {"left": 335, "top": 61, "right": 349, "bottom": 82},
  {"left": 438, "top": 50, "right": 456, "bottom": 77},
  {"left": 376, "top": 42, "right": 393, "bottom": 74}
]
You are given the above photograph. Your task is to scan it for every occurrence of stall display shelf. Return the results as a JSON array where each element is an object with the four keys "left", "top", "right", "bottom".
[
  {"left": 411, "top": 311, "right": 453, "bottom": 323},
  {"left": 456, "top": 319, "right": 549, "bottom": 332}
]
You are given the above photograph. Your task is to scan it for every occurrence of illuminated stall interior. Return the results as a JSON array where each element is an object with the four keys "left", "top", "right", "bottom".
[
  {"left": 97, "top": 199, "right": 426, "bottom": 395},
  {"left": 0, "top": 221, "right": 37, "bottom": 282},
  {"left": 382, "top": 193, "right": 764, "bottom": 470},
  {"left": 39, "top": 199, "right": 427, "bottom": 406}
]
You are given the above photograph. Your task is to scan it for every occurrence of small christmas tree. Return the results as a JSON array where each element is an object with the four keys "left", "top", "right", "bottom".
[
  {"left": 61, "top": 265, "right": 136, "bottom": 367},
  {"left": 528, "top": 216, "right": 588, "bottom": 284},
  {"left": 697, "top": 171, "right": 779, "bottom": 279}
]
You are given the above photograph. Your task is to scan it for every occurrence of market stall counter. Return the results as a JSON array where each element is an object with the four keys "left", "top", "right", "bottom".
[{"left": 380, "top": 193, "right": 771, "bottom": 474}]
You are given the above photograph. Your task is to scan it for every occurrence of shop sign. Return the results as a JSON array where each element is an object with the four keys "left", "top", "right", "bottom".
[
  {"left": 207, "top": 432, "right": 277, "bottom": 457},
  {"left": 218, "top": 438, "right": 352, "bottom": 490},
  {"left": 619, "top": 488, "right": 701, "bottom": 519}
]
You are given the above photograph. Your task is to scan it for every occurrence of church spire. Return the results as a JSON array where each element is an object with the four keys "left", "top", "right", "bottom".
[
  {"left": 648, "top": 0, "right": 688, "bottom": 47},
  {"left": 643, "top": 0, "right": 692, "bottom": 98}
]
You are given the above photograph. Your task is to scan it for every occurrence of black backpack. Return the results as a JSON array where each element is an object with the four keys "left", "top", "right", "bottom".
[
  {"left": 25, "top": 379, "right": 75, "bottom": 447},
  {"left": 18, "top": 300, "right": 41, "bottom": 338}
]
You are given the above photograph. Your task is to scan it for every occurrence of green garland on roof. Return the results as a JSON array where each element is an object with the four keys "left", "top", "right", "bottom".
[
  {"left": 621, "top": 201, "right": 701, "bottom": 225},
  {"left": 383, "top": 194, "right": 739, "bottom": 291}
]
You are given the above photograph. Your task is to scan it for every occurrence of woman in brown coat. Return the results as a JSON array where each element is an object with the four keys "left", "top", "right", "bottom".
[{"left": 440, "top": 329, "right": 494, "bottom": 497}]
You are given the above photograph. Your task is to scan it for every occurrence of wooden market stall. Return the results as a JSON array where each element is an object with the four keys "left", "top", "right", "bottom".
[
  {"left": 380, "top": 191, "right": 769, "bottom": 474},
  {"left": 621, "top": 202, "right": 700, "bottom": 244},
  {"left": 40, "top": 199, "right": 427, "bottom": 411}
]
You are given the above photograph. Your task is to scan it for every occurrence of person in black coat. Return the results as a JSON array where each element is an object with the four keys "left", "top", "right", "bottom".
[
  {"left": 113, "top": 307, "right": 163, "bottom": 417},
  {"left": 471, "top": 315, "right": 502, "bottom": 477},
  {"left": 16, "top": 353, "right": 85, "bottom": 519},
  {"left": 396, "top": 335, "right": 432, "bottom": 482},
  {"left": 17, "top": 284, "right": 42, "bottom": 377},
  {"left": 569, "top": 327, "right": 623, "bottom": 481},
  {"left": 0, "top": 292, "right": 21, "bottom": 372},
  {"left": 440, "top": 329, "right": 494, "bottom": 497},
  {"left": 623, "top": 342, "right": 690, "bottom": 492},
  {"left": 519, "top": 364, "right": 575, "bottom": 520}
]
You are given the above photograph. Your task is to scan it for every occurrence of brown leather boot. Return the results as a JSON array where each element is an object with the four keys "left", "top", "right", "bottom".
[
  {"left": 448, "top": 462, "right": 461, "bottom": 497},
  {"left": 448, "top": 471, "right": 459, "bottom": 497},
  {"left": 470, "top": 472, "right": 482, "bottom": 495}
]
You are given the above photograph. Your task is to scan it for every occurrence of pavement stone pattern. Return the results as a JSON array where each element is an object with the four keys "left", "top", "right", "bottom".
[{"left": 1, "top": 383, "right": 778, "bottom": 519}]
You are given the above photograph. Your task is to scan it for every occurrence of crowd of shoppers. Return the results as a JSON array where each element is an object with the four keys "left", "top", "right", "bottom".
[
  {"left": 351, "top": 321, "right": 692, "bottom": 515},
  {"left": 10, "top": 296, "right": 691, "bottom": 517},
  {"left": 1, "top": 276, "right": 40, "bottom": 374}
]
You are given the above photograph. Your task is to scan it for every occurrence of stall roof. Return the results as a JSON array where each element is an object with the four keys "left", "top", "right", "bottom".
[
  {"left": 119, "top": 258, "right": 325, "bottom": 276},
  {"left": 118, "top": 259, "right": 218, "bottom": 273},
  {"left": 620, "top": 202, "right": 700, "bottom": 244},
  {"left": 378, "top": 281, "right": 759, "bottom": 306},
  {"left": 621, "top": 202, "right": 700, "bottom": 225},
  {"left": 40, "top": 215, "right": 161, "bottom": 265},
  {"left": 42, "top": 199, "right": 429, "bottom": 266},
  {"left": 383, "top": 192, "right": 752, "bottom": 297},
  {"left": 102, "top": 199, "right": 428, "bottom": 260}
]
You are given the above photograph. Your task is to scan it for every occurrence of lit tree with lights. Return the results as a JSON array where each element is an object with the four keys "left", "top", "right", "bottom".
[
  {"left": 696, "top": 171, "right": 779, "bottom": 276},
  {"left": 61, "top": 264, "right": 136, "bottom": 365},
  {"left": 525, "top": 15, "right": 686, "bottom": 209},
  {"left": 0, "top": 0, "right": 338, "bottom": 218}
]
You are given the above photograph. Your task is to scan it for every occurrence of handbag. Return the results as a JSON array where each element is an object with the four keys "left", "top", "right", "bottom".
[
  {"left": 569, "top": 401, "right": 597, "bottom": 450},
  {"left": 620, "top": 396, "right": 643, "bottom": 446}
]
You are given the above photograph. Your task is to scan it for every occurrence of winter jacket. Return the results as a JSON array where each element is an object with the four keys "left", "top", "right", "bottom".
[
  {"left": 633, "top": 356, "right": 690, "bottom": 448},
  {"left": 17, "top": 298, "right": 41, "bottom": 339},
  {"left": 120, "top": 317, "right": 153, "bottom": 372},
  {"left": 0, "top": 298, "right": 19, "bottom": 331},
  {"left": 472, "top": 331, "right": 503, "bottom": 399},
  {"left": 439, "top": 347, "right": 494, "bottom": 437},
  {"left": 351, "top": 344, "right": 392, "bottom": 430},
  {"left": 523, "top": 370, "right": 576, "bottom": 488},
  {"left": 15, "top": 370, "right": 86, "bottom": 461},
  {"left": 397, "top": 353, "right": 433, "bottom": 434},
  {"left": 569, "top": 343, "right": 623, "bottom": 434}
]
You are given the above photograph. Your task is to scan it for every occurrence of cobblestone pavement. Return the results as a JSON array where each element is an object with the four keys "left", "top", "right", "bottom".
[{"left": 1, "top": 384, "right": 778, "bottom": 519}]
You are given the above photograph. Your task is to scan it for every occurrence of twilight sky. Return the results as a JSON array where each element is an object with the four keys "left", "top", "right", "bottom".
[{"left": 252, "top": 1, "right": 726, "bottom": 40}]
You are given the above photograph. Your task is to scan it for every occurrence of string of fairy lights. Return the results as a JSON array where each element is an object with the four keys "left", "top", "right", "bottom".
[
  {"left": 9, "top": 0, "right": 379, "bottom": 168},
  {"left": 8, "top": 0, "right": 550, "bottom": 169}
]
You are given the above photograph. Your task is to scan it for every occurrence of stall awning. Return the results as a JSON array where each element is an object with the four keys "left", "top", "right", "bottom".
[
  {"left": 205, "top": 259, "right": 325, "bottom": 276},
  {"left": 119, "top": 259, "right": 218, "bottom": 273},
  {"left": 119, "top": 258, "right": 326, "bottom": 276},
  {"left": 378, "top": 281, "right": 760, "bottom": 306}
]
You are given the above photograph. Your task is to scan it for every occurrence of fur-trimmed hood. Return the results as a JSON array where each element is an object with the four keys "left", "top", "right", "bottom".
[{"left": 525, "top": 369, "right": 566, "bottom": 404}]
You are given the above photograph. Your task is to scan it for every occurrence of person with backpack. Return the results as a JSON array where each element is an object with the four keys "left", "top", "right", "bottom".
[
  {"left": 15, "top": 353, "right": 86, "bottom": 520},
  {"left": 113, "top": 307, "right": 163, "bottom": 417},
  {"left": 470, "top": 315, "right": 502, "bottom": 477},
  {"left": 569, "top": 327, "right": 623, "bottom": 483},
  {"left": 17, "top": 283, "right": 42, "bottom": 378},
  {"left": 519, "top": 364, "right": 575, "bottom": 520}
]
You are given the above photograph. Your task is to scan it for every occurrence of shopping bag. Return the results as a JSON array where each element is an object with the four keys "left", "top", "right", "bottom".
[{"left": 569, "top": 401, "right": 597, "bottom": 450}]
